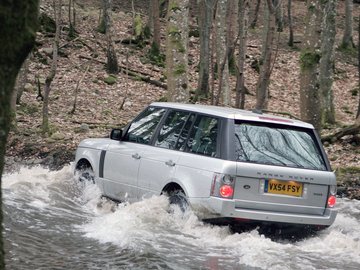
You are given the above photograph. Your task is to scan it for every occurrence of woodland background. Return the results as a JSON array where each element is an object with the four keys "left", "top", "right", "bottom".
[{"left": 3, "top": 0, "right": 360, "bottom": 184}]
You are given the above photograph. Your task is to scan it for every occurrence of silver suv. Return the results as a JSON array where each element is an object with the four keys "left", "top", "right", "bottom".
[{"left": 74, "top": 102, "right": 337, "bottom": 230}]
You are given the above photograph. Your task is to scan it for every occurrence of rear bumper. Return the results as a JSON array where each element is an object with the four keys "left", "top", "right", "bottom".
[{"left": 191, "top": 197, "right": 337, "bottom": 226}]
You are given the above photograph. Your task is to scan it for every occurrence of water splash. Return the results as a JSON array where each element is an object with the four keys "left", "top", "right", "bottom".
[{"left": 3, "top": 165, "right": 360, "bottom": 270}]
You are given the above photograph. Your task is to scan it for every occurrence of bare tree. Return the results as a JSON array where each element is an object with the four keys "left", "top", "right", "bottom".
[
  {"left": 235, "top": 0, "right": 249, "bottom": 109},
  {"left": 341, "top": 0, "right": 355, "bottom": 49},
  {"left": 196, "top": 0, "right": 215, "bottom": 100},
  {"left": 0, "top": 1, "right": 39, "bottom": 266},
  {"left": 215, "top": 0, "right": 230, "bottom": 106},
  {"left": 166, "top": 0, "right": 190, "bottom": 102},
  {"left": 319, "top": 0, "right": 337, "bottom": 125},
  {"left": 42, "top": 0, "right": 62, "bottom": 134},
  {"left": 103, "top": 0, "right": 119, "bottom": 74},
  {"left": 255, "top": 0, "right": 276, "bottom": 110},
  {"left": 274, "top": 0, "right": 283, "bottom": 32},
  {"left": 287, "top": 0, "right": 294, "bottom": 46},
  {"left": 68, "top": 0, "right": 76, "bottom": 38},
  {"left": 152, "top": 0, "right": 161, "bottom": 47},
  {"left": 357, "top": 14, "right": 360, "bottom": 119},
  {"left": 250, "top": 0, "right": 261, "bottom": 29},
  {"left": 299, "top": 0, "right": 322, "bottom": 131}
]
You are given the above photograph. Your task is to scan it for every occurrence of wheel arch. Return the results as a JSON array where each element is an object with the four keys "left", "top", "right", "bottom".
[
  {"left": 75, "top": 158, "right": 93, "bottom": 171},
  {"left": 161, "top": 181, "right": 187, "bottom": 196}
]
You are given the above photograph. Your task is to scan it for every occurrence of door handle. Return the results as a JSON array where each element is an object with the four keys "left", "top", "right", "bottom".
[
  {"left": 132, "top": 153, "right": 141, "bottom": 159},
  {"left": 165, "top": 160, "right": 175, "bottom": 167}
]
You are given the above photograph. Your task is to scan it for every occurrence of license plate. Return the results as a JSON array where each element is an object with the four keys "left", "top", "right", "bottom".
[{"left": 264, "top": 179, "right": 303, "bottom": 197}]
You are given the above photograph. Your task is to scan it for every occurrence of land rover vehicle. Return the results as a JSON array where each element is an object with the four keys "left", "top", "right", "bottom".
[{"left": 74, "top": 102, "right": 337, "bottom": 229}]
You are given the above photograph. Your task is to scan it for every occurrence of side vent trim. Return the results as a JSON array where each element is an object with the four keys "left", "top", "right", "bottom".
[{"left": 99, "top": 150, "right": 106, "bottom": 178}]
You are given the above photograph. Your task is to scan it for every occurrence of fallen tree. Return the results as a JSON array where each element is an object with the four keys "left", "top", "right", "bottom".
[{"left": 321, "top": 117, "right": 360, "bottom": 143}]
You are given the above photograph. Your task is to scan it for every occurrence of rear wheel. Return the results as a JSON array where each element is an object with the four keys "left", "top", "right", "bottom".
[{"left": 168, "top": 190, "right": 188, "bottom": 212}]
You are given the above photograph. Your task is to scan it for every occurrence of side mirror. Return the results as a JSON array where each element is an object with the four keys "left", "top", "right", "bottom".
[{"left": 110, "top": 129, "right": 123, "bottom": 141}]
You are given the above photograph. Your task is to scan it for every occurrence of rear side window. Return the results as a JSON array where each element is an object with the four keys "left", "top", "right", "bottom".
[
  {"left": 155, "top": 110, "right": 190, "bottom": 149},
  {"left": 124, "top": 107, "right": 165, "bottom": 144},
  {"left": 234, "top": 121, "right": 327, "bottom": 170},
  {"left": 187, "top": 116, "right": 218, "bottom": 157}
]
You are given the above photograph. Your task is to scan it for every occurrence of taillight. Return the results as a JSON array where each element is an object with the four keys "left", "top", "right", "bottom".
[
  {"left": 327, "top": 195, "right": 336, "bottom": 208},
  {"left": 327, "top": 185, "right": 337, "bottom": 208},
  {"left": 211, "top": 173, "right": 236, "bottom": 199},
  {"left": 220, "top": 185, "right": 234, "bottom": 198}
]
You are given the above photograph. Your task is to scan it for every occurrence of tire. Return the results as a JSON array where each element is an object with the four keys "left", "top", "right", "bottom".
[
  {"left": 75, "top": 164, "right": 95, "bottom": 184},
  {"left": 168, "top": 190, "right": 188, "bottom": 212}
]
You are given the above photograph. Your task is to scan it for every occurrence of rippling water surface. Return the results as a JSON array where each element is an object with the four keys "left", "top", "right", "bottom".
[{"left": 3, "top": 166, "right": 360, "bottom": 270}]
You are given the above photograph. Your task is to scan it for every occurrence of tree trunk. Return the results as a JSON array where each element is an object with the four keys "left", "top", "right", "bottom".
[
  {"left": 152, "top": 0, "right": 161, "bottom": 47},
  {"left": 68, "top": 0, "right": 76, "bottom": 38},
  {"left": 227, "top": 0, "right": 238, "bottom": 54},
  {"left": 0, "top": 1, "right": 39, "bottom": 267},
  {"left": 235, "top": 0, "right": 249, "bottom": 109},
  {"left": 250, "top": 0, "right": 261, "bottom": 29},
  {"left": 216, "top": 0, "right": 230, "bottom": 106},
  {"left": 42, "top": 0, "right": 62, "bottom": 134},
  {"left": 255, "top": 0, "right": 275, "bottom": 110},
  {"left": 299, "top": 0, "right": 322, "bottom": 131},
  {"left": 15, "top": 56, "right": 31, "bottom": 105},
  {"left": 274, "top": 0, "right": 283, "bottom": 32},
  {"left": 319, "top": 0, "right": 337, "bottom": 125},
  {"left": 166, "top": 0, "right": 190, "bottom": 102},
  {"left": 341, "top": 0, "right": 355, "bottom": 49},
  {"left": 11, "top": 55, "right": 31, "bottom": 129},
  {"left": 287, "top": 0, "right": 294, "bottom": 46},
  {"left": 196, "top": 0, "right": 214, "bottom": 99},
  {"left": 104, "top": 0, "right": 119, "bottom": 74},
  {"left": 105, "top": 0, "right": 118, "bottom": 73},
  {"left": 357, "top": 14, "right": 360, "bottom": 119}
]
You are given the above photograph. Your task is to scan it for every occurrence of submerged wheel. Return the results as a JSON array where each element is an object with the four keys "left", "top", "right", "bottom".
[
  {"left": 75, "top": 161, "right": 95, "bottom": 184},
  {"left": 168, "top": 190, "right": 188, "bottom": 212}
]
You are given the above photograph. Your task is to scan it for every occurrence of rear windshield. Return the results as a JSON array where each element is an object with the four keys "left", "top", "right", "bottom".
[{"left": 234, "top": 121, "right": 327, "bottom": 171}]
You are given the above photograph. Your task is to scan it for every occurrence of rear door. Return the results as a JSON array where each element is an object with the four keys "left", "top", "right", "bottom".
[{"left": 137, "top": 110, "right": 193, "bottom": 198}]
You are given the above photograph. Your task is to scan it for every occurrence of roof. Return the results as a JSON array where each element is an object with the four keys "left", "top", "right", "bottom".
[{"left": 150, "top": 102, "right": 314, "bottom": 129}]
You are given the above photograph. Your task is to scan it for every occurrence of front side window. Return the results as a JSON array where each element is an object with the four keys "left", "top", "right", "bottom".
[
  {"left": 155, "top": 110, "right": 190, "bottom": 149},
  {"left": 234, "top": 121, "right": 327, "bottom": 170},
  {"left": 187, "top": 116, "right": 218, "bottom": 157},
  {"left": 124, "top": 107, "right": 165, "bottom": 144}
]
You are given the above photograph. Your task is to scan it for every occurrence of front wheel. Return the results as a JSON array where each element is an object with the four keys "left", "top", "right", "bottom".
[{"left": 75, "top": 164, "right": 95, "bottom": 185}]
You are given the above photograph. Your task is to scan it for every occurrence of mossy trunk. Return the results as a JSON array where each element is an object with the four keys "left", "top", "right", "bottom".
[
  {"left": 196, "top": 0, "right": 214, "bottom": 99},
  {"left": 103, "top": 0, "right": 119, "bottom": 74},
  {"left": 255, "top": 0, "right": 275, "bottom": 110},
  {"left": 299, "top": 0, "right": 322, "bottom": 131},
  {"left": 319, "top": 0, "right": 337, "bottom": 126},
  {"left": 42, "top": 0, "right": 61, "bottom": 135},
  {"left": 166, "top": 0, "right": 190, "bottom": 102},
  {"left": 0, "top": 0, "right": 39, "bottom": 267},
  {"left": 341, "top": 0, "right": 355, "bottom": 49},
  {"left": 235, "top": 0, "right": 249, "bottom": 109}
]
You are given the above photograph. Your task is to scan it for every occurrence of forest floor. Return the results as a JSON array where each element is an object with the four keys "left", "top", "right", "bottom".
[{"left": 4, "top": 0, "right": 360, "bottom": 199}]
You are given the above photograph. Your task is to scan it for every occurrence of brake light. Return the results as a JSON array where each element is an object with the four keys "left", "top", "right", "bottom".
[
  {"left": 220, "top": 185, "right": 234, "bottom": 198},
  {"left": 211, "top": 173, "right": 236, "bottom": 199},
  {"left": 327, "top": 195, "right": 336, "bottom": 208},
  {"left": 327, "top": 185, "right": 337, "bottom": 208}
]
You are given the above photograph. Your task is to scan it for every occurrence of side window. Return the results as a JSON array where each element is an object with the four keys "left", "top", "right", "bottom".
[
  {"left": 176, "top": 114, "right": 195, "bottom": 151},
  {"left": 187, "top": 116, "right": 218, "bottom": 157},
  {"left": 124, "top": 107, "right": 165, "bottom": 144},
  {"left": 155, "top": 110, "right": 190, "bottom": 149}
]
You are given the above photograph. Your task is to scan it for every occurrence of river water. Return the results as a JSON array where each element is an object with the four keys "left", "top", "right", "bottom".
[{"left": 3, "top": 165, "right": 360, "bottom": 270}]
